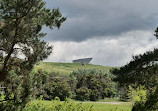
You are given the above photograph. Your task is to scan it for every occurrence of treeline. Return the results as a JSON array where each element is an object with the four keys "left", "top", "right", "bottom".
[{"left": 34, "top": 69, "right": 116, "bottom": 101}]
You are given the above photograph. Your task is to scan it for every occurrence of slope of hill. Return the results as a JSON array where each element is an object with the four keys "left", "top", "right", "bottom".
[{"left": 34, "top": 62, "right": 114, "bottom": 75}]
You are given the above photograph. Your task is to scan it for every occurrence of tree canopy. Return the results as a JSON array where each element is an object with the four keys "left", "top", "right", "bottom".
[
  {"left": 0, "top": 0, "right": 66, "bottom": 110},
  {"left": 112, "top": 28, "right": 158, "bottom": 111},
  {"left": 0, "top": 0, "right": 65, "bottom": 81}
]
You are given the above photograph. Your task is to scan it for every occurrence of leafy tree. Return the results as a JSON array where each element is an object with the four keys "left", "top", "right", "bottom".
[
  {"left": 44, "top": 76, "right": 72, "bottom": 101},
  {"left": 112, "top": 28, "right": 158, "bottom": 111},
  {"left": 76, "top": 86, "right": 90, "bottom": 101},
  {"left": 128, "top": 85, "right": 147, "bottom": 105},
  {"left": 68, "top": 74, "right": 77, "bottom": 99},
  {"left": 28, "top": 71, "right": 71, "bottom": 101},
  {"left": 0, "top": 0, "right": 65, "bottom": 110},
  {"left": 73, "top": 69, "right": 115, "bottom": 101}
]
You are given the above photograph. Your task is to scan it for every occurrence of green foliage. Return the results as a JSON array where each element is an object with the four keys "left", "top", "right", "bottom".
[
  {"left": 32, "top": 69, "right": 117, "bottom": 102},
  {"left": 72, "top": 69, "right": 116, "bottom": 101},
  {"left": 33, "top": 63, "right": 116, "bottom": 102},
  {"left": 54, "top": 96, "right": 60, "bottom": 101},
  {"left": 0, "top": 101, "right": 21, "bottom": 111},
  {"left": 0, "top": 92, "right": 5, "bottom": 101},
  {"left": 111, "top": 28, "right": 158, "bottom": 111},
  {"left": 128, "top": 85, "right": 147, "bottom": 103},
  {"left": 76, "top": 86, "right": 90, "bottom": 101},
  {"left": 0, "top": 0, "right": 65, "bottom": 110},
  {"left": 83, "top": 102, "right": 132, "bottom": 111},
  {"left": 44, "top": 76, "right": 72, "bottom": 101},
  {"left": 117, "top": 85, "right": 129, "bottom": 101},
  {"left": 132, "top": 86, "right": 158, "bottom": 111},
  {"left": 0, "top": 0, "right": 65, "bottom": 81},
  {"left": 112, "top": 49, "right": 158, "bottom": 87},
  {"left": 0, "top": 70, "right": 50, "bottom": 111},
  {"left": 23, "top": 100, "right": 93, "bottom": 111},
  {"left": 112, "top": 53, "right": 158, "bottom": 110},
  {"left": 31, "top": 70, "right": 72, "bottom": 101}
]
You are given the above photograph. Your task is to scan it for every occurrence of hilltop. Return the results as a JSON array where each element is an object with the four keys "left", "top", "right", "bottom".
[{"left": 34, "top": 62, "right": 114, "bottom": 75}]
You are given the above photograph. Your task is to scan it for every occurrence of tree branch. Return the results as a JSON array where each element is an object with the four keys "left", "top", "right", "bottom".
[
  {"left": 0, "top": 99, "right": 14, "bottom": 103},
  {"left": 17, "top": 1, "right": 34, "bottom": 20}
]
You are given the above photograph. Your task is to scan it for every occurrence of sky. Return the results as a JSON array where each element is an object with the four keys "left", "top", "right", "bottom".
[{"left": 43, "top": 0, "right": 158, "bottom": 67}]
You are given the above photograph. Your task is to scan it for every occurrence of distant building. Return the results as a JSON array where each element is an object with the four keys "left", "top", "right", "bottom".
[{"left": 72, "top": 58, "right": 93, "bottom": 64}]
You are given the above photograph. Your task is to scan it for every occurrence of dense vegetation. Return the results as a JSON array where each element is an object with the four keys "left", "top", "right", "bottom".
[
  {"left": 112, "top": 28, "right": 158, "bottom": 111},
  {"left": 23, "top": 99, "right": 93, "bottom": 111},
  {"left": 0, "top": 60, "right": 154, "bottom": 111},
  {"left": 0, "top": 0, "right": 65, "bottom": 110},
  {"left": 73, "top": 69, "right": 116, "bottom": 101},
  {"left": 22, "top": 100, "right": 132, "bottom": 111},
  {"left": 29, "top": 67, "right": 116, "bottom": 101},
  {"left": 0, "top": 62, "right": 131, "bottom": 111},
  {"left": 0, "top": 0, "right": 157, "bottom": 110}
]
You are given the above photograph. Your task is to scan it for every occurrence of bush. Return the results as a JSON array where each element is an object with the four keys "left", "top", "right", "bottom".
[
  {"left": 89, "top": 89, "right": 101, "bottom": 101},
  {"left": 73, "top": 69, "right": 116, "bottom": 101},
  {"left": 23, "top": 100, "right": 93, "bottom": 111},
  {"left": 76, "top": 86, "right": 90, "bottom": 101},
  {"left": 44, "top": 77, "right": 72, "bottom": 101},
  {"left": 0, "top": 100, "right": 25, "bottom": 111},
  {"left": 128, "top": 85, "right": 147, "bottom": 103}
]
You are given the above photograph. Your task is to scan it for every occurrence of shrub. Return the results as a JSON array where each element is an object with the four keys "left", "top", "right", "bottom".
[
  {"left": 44, "top": 77, "right": 71, "bottom": 101},
  {"left": 128, "top": 85, "right": 147, "bottom": 103},
  {"left": 76, "top": 86, "right": 90, "bottom": 101},
  {"left": 23, "top": 100, "right": 93, "bottom": 111},
  {"left": 73, "top": 69, "right": 116, "bottom": 101}
]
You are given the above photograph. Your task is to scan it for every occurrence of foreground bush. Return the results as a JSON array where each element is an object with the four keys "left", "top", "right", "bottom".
[
  {"left": 128, "top": 85, "right": 147, "bottom": 103},
  {"left": 23, "top": 100, "right": 93, "bottom": 111}
]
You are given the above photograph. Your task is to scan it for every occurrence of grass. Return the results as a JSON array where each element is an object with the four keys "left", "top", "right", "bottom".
[
  {"left": 25, "top": 100, "right": 132, "bottom": 111},
  {"left": 72, "top": 98, "right": 121, "bottom": 102},
  {"left": 83, "top": 102, "right": 132, "bottom": 111},
  {"left": 98, "top": 98, "right": 121, "bottom": 102},
  {"left": 24, "top": 100, "right": 93, "bottom": 111},
  {"left": 34, "top": 62, "right": 114, "bottom": 75},
  {"left": 70, "top": 98, "right": 132, "bottom": 111}
]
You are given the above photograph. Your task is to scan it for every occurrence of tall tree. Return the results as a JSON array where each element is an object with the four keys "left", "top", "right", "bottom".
[
  {"left": 0, "top": 0, "right": 65, "bottom": 81},
  {"left": 112, "top": 28, "right": 158, "bottom": 111},
  {"left": 0, "top": 0, "right": 66, "bottom": 110}
]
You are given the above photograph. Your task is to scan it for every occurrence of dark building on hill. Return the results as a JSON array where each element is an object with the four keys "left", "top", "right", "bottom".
[{"left": 72, "top": 58, "right": 93, "bottom": 64}]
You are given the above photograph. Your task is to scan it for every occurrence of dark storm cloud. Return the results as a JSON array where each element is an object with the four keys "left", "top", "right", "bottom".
[
  {"left": 44, "top": 0, "right": 158, "bottom": 42},
  {"left": 45, "top": 31, "right": 158, "bottom": 66}
]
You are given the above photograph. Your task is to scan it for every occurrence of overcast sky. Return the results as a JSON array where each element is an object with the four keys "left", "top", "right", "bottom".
[{"left": 43, "top": 0, "right": 158, "bottom": 67}]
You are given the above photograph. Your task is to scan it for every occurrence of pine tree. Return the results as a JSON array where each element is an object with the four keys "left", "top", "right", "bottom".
[
  {"left": 0, "top": 0, "right": 66, "bottom": 110},
  {"left": 112, "top": 28, "right": 158, "bottom": 111}
]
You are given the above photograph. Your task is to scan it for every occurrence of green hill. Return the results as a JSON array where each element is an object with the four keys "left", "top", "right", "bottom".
[{"left": 34, "top": 62, "right": 113, "bottom": 75}]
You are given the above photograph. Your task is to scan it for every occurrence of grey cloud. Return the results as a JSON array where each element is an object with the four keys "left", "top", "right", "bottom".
[
  {"left": 44, "top": 31, "right": 158, "bottom": 66},
  {"left": 44, "top": 0, "right": 158, "bottom": 42}
]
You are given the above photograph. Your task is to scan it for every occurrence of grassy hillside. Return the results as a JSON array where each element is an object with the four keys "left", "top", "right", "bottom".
[{"left": 34, "top": 62, "right": 113, "bottom": 75}]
